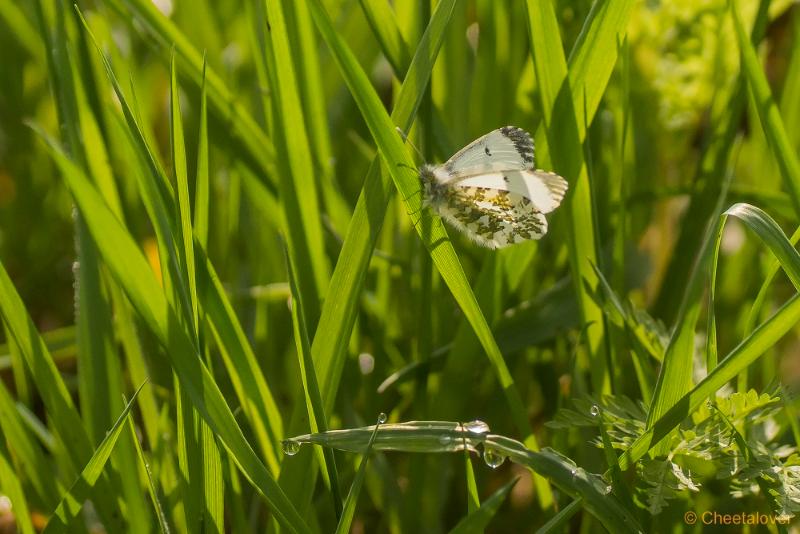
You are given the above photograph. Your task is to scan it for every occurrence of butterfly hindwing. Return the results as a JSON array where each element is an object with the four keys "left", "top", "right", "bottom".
[
  {"left": 433, "top": 185, "right": 548, "bottom": 249},
  {"left": 456, "top": 170, "right": 568, "bottom": 214},
  {"left": 440, "top": 126, "right": 535, "bottom": 179}
]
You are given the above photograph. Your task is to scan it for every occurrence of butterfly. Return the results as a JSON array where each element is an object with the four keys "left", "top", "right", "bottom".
[{"left": 419, "top": 126, "right": 568, "bottom": 249}]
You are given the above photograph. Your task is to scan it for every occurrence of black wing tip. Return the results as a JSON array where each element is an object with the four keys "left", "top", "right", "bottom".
[{"left": 499, "top": 126, "right": 534, "bottom": 164}]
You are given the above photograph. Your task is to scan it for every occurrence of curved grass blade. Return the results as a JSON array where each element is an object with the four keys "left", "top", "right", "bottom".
[
  {"left": 42, "top": 382, "right": 145, "bottom": 534},
  {"left": 447, "top": 477, "right": 517, "bottom": 534},
  {"left": 645, "top": 147, "right": 734, "bottom": 455},
  {"left": 617, "top": 203, "right": 800, "bottom": 469}
]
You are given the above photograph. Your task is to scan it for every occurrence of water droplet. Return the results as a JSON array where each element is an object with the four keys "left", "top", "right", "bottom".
[
  {"left": 604, "top": 485, "right": 612, "bottom": 495},
  {"left": 439, "top": 435, "right": 452, "bottom": 446},
  {"left": 377, "top": 413, "right": 387, "bottom": 424},
  {"left": 282, "top": 440, "right": 301, "bottom": 456},
  {"left": 482, "top": 447, "right": 506, "bottom": 469},
  {"left": 590, "top": 404, "right": 600, "bottom": 417},
  {"left": 463, "top": 420, "right": 490, "bottom": 434},
  {"left": 570, "top": 468, "right": 577, "bottom": 479}
]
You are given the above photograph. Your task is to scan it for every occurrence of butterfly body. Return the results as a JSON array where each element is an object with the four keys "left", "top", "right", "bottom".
[{"left": 419, "top": 126, "right": 568, "bottom": 249}]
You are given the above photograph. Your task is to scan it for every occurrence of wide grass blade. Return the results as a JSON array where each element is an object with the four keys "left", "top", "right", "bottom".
[{"left": 526, "top": 0, "right": 636, "bottom": 393}]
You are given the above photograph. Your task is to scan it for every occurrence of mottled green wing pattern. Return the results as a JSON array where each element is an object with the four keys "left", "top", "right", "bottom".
[{"left": 432, "top": 186, "right": 547, "bottom": 249}]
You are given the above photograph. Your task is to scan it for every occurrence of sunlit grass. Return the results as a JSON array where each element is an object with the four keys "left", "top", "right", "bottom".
[{"left": 0, "top": 0, "right": 799, "bottom": 532}]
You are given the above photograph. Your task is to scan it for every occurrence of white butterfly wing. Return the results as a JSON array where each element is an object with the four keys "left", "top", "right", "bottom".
[
  {"left": 438, "top": 126, "right": 535, "bottom": 180},
  {"left": 456, "top": 170, "right": 568, "bottom": 213}
]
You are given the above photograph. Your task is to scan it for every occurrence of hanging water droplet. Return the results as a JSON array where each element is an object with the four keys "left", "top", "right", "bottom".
[
  {"left": 377, "top": 413, "right": 387, "bottom": 424},
  {"left": 590, "top": 404, "right": 600, "bottom": 417},
  {"left": 463, "top": 420, "right": 490, "bottom": 434},
  {"left": 282, "top": 440, "right": 301, "bottom": 456},
  {"left": 482, "top": 447, "right": 506, "bottom": 469}
]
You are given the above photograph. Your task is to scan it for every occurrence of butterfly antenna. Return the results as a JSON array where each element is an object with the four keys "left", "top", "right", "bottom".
[{"left": 395, "top": 126, "right": 425, "bottom": 163}]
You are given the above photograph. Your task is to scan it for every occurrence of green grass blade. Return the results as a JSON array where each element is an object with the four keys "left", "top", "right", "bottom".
[
  {"left": 0, "top": 380, "right": 62, "bottom": 507},
  {"left": 0, "top": 438, "right": 36, "bottom": 534},
  {"left": 193, "top": 56, "right": 210, "bottom": 247},
  {"left": 463, "top": 447, "right": 479, "bottom": 514},
  {"left": 126, "top": 416, "right": 171, "bottom": 534},
  {"left": 0, "top": 262, "right": 92, "bottom": 478},
  {"left": 732, "top": 0, "right": 800, "bottom": 217},
  {"left": 535, "top": 498, "right": 582, "bottom": 534},
  {"left": 32, "top": 128, "right": 310, "bottom": 534},
  {"left": 285, "top": 0, "right": 351, "bottom": 234},
  {"left": 200, "top": 422, "right": 224, "bottom": 534},
  {"left": 645, "top": 153, "right": 733, "bottom": 454},
  {"left": 195, "top": 248, "right": 284, "bottom": 472},
  {"left": 262, "top": 0, "right": 330, "bottom": 328},
  {"left": 333, "top": 417, "right": 382, "bottom": 534},
  {"left": 170, "top": 49, "right": 206, "bottom": 532},
  {"left": 447, "top": 477, "right": 517, "bottom": 534},
  {"left": 725, "top": 204, "right": 800, "bottom": 286},
  {"left": 358, "top": 0, "right": 411, "bottom": 76},
  {"left": 286, "top": 251, "right": 343, "bottom": 517},
  {"left": 43, "top": 385, "right": 144, "bottom": 533},
  {"left": 170, "top": 49, "right": 198, "bottom": 334}
]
